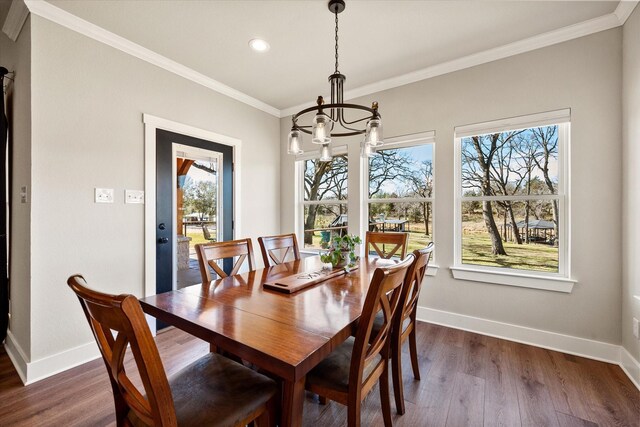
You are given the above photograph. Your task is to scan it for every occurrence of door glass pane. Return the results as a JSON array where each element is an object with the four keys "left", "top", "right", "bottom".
[{"left": 177, "top": 156, "right": 219, "bottom": 288}]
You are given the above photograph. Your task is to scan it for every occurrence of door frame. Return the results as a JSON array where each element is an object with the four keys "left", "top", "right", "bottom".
[{"left": 143, "top": 114, "right": 242, "bottom": 299}]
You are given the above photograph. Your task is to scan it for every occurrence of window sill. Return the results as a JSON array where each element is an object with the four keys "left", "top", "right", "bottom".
[
  {"left": 426, "top": 265, "right": 439, "bottom": 277},
  {"left": 450, "top": 266, "right": 575, "bottom": 293}
]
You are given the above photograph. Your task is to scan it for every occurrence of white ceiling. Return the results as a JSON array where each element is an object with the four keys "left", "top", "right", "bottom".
[{"left": 28, "top": 1, "right": 628, "bottom": 111}]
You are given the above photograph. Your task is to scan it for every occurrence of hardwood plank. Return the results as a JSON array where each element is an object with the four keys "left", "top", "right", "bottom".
[
  {"left": 415, "top": 343, "right": 462, "bottom": 426},
  {"left": 445, "top": 372, "right": 485, "bottom": 427},
  {"left": 0, "top": 323, "right": 638, "bottom": 427},
  {"left": 512, "top": 342, "right": 560, "bottom": 427},
  {"left": 555, "top": 411, "right": 599, "bottom": 427},
  {"left": 483, "top": 336, "right": 522, "bottom": 427},
  {"left": 462, "top": 331, "right": 489, "bottom": 379}
]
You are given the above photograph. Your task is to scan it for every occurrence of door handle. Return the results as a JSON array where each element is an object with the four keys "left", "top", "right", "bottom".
[{"left": 158, "top": 237, "right": 169, "bottom": 244}]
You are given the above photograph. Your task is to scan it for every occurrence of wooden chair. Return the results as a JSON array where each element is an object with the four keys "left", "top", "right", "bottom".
[
  {"left": 373, "top": 243, "right": 434, "bottom": 415},
  {"left": 305, "top": 254, "right": 415, "bottom": 427},
  {"left": 195, "top": 238, "right": 256, "bottom": 282},
  {"left": 257, "top": 233, "right": 301, "bottom": 267},
  {"left": 364, "top": 231, "right": 409, "bottom": 259},
  {"left": 67, "top": 275, "right": 277, "bottom": 427}
]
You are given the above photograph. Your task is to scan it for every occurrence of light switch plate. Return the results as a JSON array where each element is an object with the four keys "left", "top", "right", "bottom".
[
  {"left": 95, "top": 188, "right": 114, "bottom": 203},
  {"left": 125, "top": 190, "right": 144, "bottom": 204}
]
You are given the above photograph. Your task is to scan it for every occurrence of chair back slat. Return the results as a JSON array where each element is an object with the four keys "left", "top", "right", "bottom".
[
  {"left": 350, "top": 255, "right": 414, "bottom": 388},
  {"left": 365, "top": 231, "right": 409, "bottom": 259},
  {"left": 195, "top": 239, "right": 256, "bottom": 282},
  {"left": 400, "top": 243, "right": 434, "bottom": 327},
  {"left": 67, "top": 275, "right": 177, "bottom": 426},
  {"left": 258, "top": 233, "right": 301, "bottom": 267}
]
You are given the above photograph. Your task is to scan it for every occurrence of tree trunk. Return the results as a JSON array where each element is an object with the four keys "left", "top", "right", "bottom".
[
  {"left": 422, "top": 202, "right": 430, "bottom": 236},
  {"left": 483, "top": 201, "right": 507, "bottom": 255},
  {"left": 508, "top": 203, "right": 522, "bottom": 244},
  {"left": 304, "top": 205, "right": 318, "bottom": 245},
  {"left": 552, "top": 199, "right": 559, "bottom": 246},
  {"left": 524, "top": 201, "right": 530, "bottom": 244},
  {"left": 502, "top": 208, "right": 507, "bottom": 242}
]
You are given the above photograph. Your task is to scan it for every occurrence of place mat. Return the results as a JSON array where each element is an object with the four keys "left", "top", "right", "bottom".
[{"left": 264, "top": 265, "right": 358, "bottom": 294}]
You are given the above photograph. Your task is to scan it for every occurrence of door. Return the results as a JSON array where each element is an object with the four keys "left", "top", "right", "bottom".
[{"left": 156, "top": 129, "right": 233, "bottom": 296}]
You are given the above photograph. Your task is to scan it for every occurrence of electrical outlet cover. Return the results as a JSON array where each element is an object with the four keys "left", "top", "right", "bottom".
[
  {"left": 125, "top": 190, "right": 144, "bottom": 204},
  {"left": 95, "top": 188, "right": 114, "bottom": 203}
]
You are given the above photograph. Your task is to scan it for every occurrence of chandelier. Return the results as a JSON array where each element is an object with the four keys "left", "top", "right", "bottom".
[{"left": 287, "top": 0, "right": 383, "bottom": 161}]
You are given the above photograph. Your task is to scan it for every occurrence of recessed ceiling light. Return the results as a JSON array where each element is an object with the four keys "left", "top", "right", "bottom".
[{"left": 249, "top": 38, "right": 270, "bottom": 52}]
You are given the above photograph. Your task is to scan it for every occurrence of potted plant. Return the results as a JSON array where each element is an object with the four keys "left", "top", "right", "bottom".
[{"left": 320, "top": 234, "right": 362, "bottom": 269}]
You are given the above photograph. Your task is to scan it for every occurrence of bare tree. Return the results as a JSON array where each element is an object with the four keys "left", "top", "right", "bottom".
[
  {"left": 368, "top": 150, "right": 415, "bottom": 198},
  {"left": 408, "top": 160, "right": 433, "bottom": 236},
  {"left": 303, "top": 156, "right": 348, "bottom": 244},
  {"left": 489, "top": 130, "right": 526, "bottom": 244},
  {"left": 531, "top": 126, "right": 559, "bottom": 243},
  {"left": 461, "top": 134, "right": 508, "bottom": 255}
]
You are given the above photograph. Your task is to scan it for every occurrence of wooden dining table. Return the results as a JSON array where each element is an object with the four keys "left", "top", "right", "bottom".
[{"left": 139, "top": 255, "right": 397, "bottom": 427}]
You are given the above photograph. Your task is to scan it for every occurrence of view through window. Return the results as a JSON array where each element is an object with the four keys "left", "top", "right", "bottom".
[
  {"left": 367, "top": 141, "right": 434, "bottom": 255},
  {"left": 458, "top": 119, "right": 567, "bottom": 274},
  {"left": 301, "top": 154, "right": 348, "bottom": 250}
]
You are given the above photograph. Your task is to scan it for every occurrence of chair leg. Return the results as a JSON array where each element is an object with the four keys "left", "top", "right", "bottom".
[
  {"left": 256, "top": 395, "right": 277, "bottom": 427},
  {"left": 379, "top": 363, "right": 393, "bottom": 427},
  {"left": 391, "top": 339, "right": 406, "bottom": 415},
  {"left": 319, "top": 395, "right": 328, "bottom": 405},
  {"left": 409, "top": 328, "right": 420, "bottom": 380}
]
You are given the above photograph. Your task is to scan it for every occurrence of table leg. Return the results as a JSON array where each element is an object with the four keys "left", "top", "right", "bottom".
[{"left": 281, "top": 376, "right": 305, "bottom": 427}]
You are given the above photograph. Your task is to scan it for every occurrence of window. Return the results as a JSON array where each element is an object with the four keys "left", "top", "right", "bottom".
[
  {"left": 453, "top": 110, "right": 573, "bottom": 292},
  {"left": 297, "top": 148, "right": 348, "bottom": 251},
  {"left": 363, "top": 132, "right": 435, "bottom": 258}
]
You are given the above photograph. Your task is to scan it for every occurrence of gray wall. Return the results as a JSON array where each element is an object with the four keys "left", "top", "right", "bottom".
[
  {"left": 622, "top": 5, "right": 640, "bottom": 361},
  {"left": 281, "top": 28, "right": 623, "bottom": 344},
  {"left": 24, "top": 16, "right": 280, "bottom": 361},
  {"left": 1, "top": 15, "right": 32, "bottom": 358}
]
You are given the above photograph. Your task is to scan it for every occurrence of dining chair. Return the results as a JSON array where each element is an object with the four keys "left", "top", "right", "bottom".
[
  {"left": 373, "top": 243, "right": 434, "bottom": 415},
  {"left": 257, "top": 233, "right": 301, "bottom": 267},
  {"left": 305, "top": 254, "right": 415, "bottom": 427},
  {"left": 364, "top": 231, "right": 409, "bottom": 259},
  {"left": 67, "top": 274, "right": 277, "bottom": 427},
  {"left": 195, "top": 238, "right": 256, "bottom": 282}
]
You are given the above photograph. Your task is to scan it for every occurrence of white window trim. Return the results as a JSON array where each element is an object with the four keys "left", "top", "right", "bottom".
[
  {"left": 295, "top": 145, "right": 348, "bottom": 253},
  {"left": 360, "top": 131, "right": 439, "bottom": 276},
  {"left": 453, "top": 110, "right": 573, "bottom": 292}
]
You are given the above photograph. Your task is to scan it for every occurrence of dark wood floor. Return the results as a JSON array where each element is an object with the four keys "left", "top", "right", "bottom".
[{"left": 0, "top": 322, "right": 638, "bottom": 426}]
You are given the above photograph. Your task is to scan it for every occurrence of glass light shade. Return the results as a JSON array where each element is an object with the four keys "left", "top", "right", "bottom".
[
  {"left": 361, "top": 141, "right": 378, "bottom": 158},
  {"left": 319, "top": 144, "right": 332, "bottom": 162},
  {"left": 364, "top": 118, "right": 383, "bottom": 147},
  {"left": 287, "top": 129, "right": 304, "bottom": 155},
  {"left": 312, "top": 114, "right": 332, "bottom": 144}
]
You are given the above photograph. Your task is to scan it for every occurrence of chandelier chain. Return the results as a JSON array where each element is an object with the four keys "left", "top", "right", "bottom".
[{"left": 334, "top": 10, "right": 339, "bottom": 73}]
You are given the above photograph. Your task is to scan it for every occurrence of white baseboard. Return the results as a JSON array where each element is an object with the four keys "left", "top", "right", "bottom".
[
  {"left": 5, "top": 330, "right": 28, "bottom": 384},
  {"left": 620, "top": 347, "right": 640, "bottom": 390},
  {"left": 417, "top": 306, "right": 639, "bottom": 391},
  {"left": 4, "top": 329, "right": 101, "bottom": 385}
]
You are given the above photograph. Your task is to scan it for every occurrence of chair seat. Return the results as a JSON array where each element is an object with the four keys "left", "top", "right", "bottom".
[
  {"left": 306, "top": 337, "right": 381, "bottom": 394},
  {"left": 130, "top": 353, "right": 277, "bottom": 427},
  {"left": 371, "top": 312, "right": 411, "bottom": 338}
]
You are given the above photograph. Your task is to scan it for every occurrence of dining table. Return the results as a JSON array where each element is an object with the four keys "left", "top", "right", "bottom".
[{"left": 139, "top": 255, "right": 398, "bottom": 427}]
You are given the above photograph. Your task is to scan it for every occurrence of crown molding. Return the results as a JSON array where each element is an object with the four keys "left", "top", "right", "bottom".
[
  {"left": 2, "top": 0, "right": 29, "bottom": 42},
  {"left": 614, "top": 1, "right": 639, "bottom": 24},
  {"left": 19, "top": 0, "right": 634, "bottom": 121},
  {"left": 23, "top": 0, "right": 281, "bottom": 118},
  {"left": 281, "top": 8, "right": 626, "bottom": 117}
]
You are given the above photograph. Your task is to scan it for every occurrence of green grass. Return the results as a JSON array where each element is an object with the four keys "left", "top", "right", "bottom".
[
  {"left": 462, "top": 233, "right": 558, "bottom": 272},
  {"left": 186, "top": 231, "right": 209, "bottom": 246}
]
